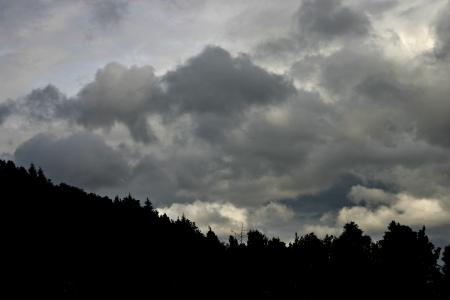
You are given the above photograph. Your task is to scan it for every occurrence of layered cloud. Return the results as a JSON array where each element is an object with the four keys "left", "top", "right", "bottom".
[{"left": 1, "top": 0, "right": 450, "bottom": 241}]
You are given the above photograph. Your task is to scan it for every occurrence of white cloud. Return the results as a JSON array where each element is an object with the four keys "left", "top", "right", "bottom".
[
  {"left": 337, "top": 192, "right": 450, "bottom": 233},
  {"left": 159, "top": 201, "right": 248, "bottom": 237},
  {"left": 158, "top": 200, "right": 295, "bottom": 239}
]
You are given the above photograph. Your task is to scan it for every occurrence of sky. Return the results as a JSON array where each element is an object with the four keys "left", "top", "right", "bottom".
[{"left": 1, "top": 0, "right": 450, "bottom": 244}]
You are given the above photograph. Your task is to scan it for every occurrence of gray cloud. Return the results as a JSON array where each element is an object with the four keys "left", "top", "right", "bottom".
[
  {"left": 90, "top": 0, "right": 129, "bottom": 28},
  {"left": 2, "top": 1, "right": 450, "bottom": 243},
  {"left": 65, "top": 63, "right": 162, "bottom": 143},
  {"left": 163, "top": 46, "right": 294, "bottom": 114},
  {"left": 6, "top": 41, "right": 450, "bottom": 212},
  {"left": 58, "top": 46, "right": 294, "bottom": 144},
  {"left": 295, "top": 0, "right": 371, "bottom": 43},
  {"left": 14, "top": 132, "right": 130, "bottom": 190},
  {"left": 0, "top": 84, "right": 66, "bottom": 125},
  {"left": 256, "top": 0, "right": 372, "bottom": 61},
  {"left": 0, "top": 84, "right": 68, "bottom": 125},
  {"left": 348, "top": 185, "right": 396, "bottom": 206},
  {"left": 434, "top": 0, "right": 450, "bottom": 59},
  {"left": 162, "top": 46, "right": 295, "bottom": 141},
  {"left": 318, "top": 47, "right": 392, "bottom": 97},
  {"left": 0, "top": 100, "right": 14, "bottom": 125},
  {"left": 0, "top": 0, "right": 50, "bottom": 38},
  {"left": 24, "top": 85, "right": 66, "bottom": 121},
  {"left": 354, "top": 0, "right": 399, "bottom": 16}
]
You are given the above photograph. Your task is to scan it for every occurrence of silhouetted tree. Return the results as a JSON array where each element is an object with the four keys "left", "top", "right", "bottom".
[
  {"left": 228, "top": 235, "right": 239, "bottom": 248},
  {"left": 267, "top": 237, "right": 285, "bottom": 250},
  {"left": 206, "top": 226, "right": 223, "bottom": 250},
  {"left": 378, "top": 221, "right": 441, "bottom": 299},
  {"left": 443, "top": 245, "right": 450, "bottom": 279},
  {"left": 0, "top": 160, "right": 447, "bottom": 299},
  {"left": 28, "top": 164, "right": 37, "bottom": 178},
  {"left": 247, "top": 229, "right": 268, "bottom": 249},
  {"left": 331, "top": 222, "right": 373, "bottom": 299},
  {"left": 442, "top": 245, "right": 450, "bottom": 298}
]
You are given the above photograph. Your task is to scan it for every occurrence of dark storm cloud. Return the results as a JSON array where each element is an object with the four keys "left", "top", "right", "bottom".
[
  {"left": 281, "top": 175, "right": 362, "bottom": 215},
  {"left": 162, "top": 46, "right": 295, "bottom": 141},
  {"left": 3, "top": 46, "right": 295, "bottom": 146},
  {"left": 60, "top": 46, "right": 294, "bottom": 144},
  {"left": 0, "top": 0, "right": 449, "bottom": 245},
  {"left": 7, "top": 42, "right": 450, "bottom": 210},
  {"left": 412, "top": 89, "right": 450, "bottom": 148},
  {"left": 14, "top": 133, "right": 130, "bottom": 190},
  {"left": 124, "top": 89, "right": 342, "bottom": 206},
  {"left": 222, "top": 91, "right": 335, "bottom": 176},
  {"left": 163, "top": 46, "right": 295, "bottom": 115},
  {"left": 2, "top": 45, "right": 298, "bottom": 191}
]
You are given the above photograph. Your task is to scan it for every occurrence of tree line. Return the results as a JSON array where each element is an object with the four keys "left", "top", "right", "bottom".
[{"left": 0, "top": 159, "right": 449, "bottom": 299}]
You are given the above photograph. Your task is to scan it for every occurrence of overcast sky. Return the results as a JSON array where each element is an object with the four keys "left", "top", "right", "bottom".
[{"left": 1, "top": 0, "right": 450, "bottom": 244}]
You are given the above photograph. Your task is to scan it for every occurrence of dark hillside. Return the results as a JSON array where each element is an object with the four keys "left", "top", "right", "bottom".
[{"left": 0, "top": 160, "right": 448, "bottom": 299}]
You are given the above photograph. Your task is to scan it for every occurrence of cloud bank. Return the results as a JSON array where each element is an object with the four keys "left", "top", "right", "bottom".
[{"left": 1, "top": 0, "right": 450, "bottom": 242}]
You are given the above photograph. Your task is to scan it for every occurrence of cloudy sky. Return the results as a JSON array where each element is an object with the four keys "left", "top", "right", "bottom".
[{"left": 1, "top": 0, "right": 450, "bottom": 244}]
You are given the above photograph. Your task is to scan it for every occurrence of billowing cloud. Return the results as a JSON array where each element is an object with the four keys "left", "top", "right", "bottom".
[
  {"left": 163, "top": 46, "right": 294, "bottom": 115},
  {"left": 29, "top": 47, "right": 295, "bottom": 144},
  {"left": 161, "top": 46, "right": 295, "bottom": 141},
  {"left": 337, "top": 192, "right": 450, "bottom": 233},
  {"left": 296, "top": 188, "right": 450, "bottom": 242},
  {"left": 14, "top": 133, "right": 130, "bottom": 189},
  {"left": 1, "top": 0, "right": 450, "bottom": 244},
  {"left": 66, "top": 63, "right": 161, "bottom": 143},
  {"left": 6, "top": 38, "right": 450, "bottom": 213}
]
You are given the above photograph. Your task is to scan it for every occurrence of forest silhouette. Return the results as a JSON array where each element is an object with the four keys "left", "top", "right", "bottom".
[{"left": 1, "top": 159, "right": 449, "bottom": 299}]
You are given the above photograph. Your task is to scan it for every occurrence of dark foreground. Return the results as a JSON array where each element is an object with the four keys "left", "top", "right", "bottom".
[{"left": 1, "top": 160, "right": 449, "bottom": 299}]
